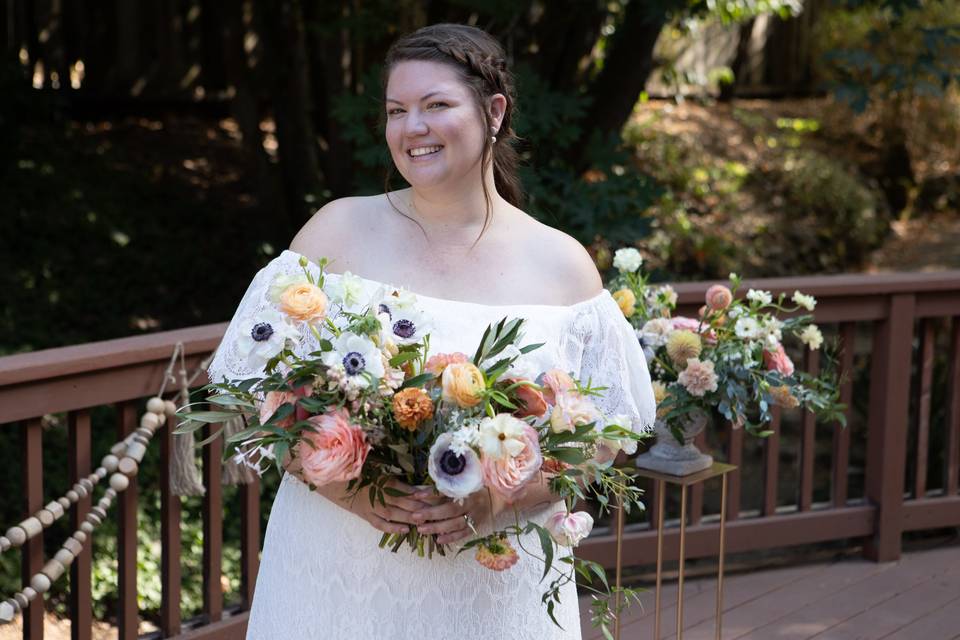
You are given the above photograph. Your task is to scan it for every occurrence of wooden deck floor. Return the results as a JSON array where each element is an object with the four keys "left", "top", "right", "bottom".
[{"left": 580, "top": 543, "right": 960, "bottom": 640}]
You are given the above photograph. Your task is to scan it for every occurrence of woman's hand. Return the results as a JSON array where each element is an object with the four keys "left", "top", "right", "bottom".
[
  {"left": 409, "top": 489, "right": 505, "bottom": 545},
  {"left": 328, "top": 480, "right": 440, "bottom": 536}
]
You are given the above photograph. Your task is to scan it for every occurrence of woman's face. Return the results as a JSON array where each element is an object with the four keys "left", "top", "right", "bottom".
[{"left": 385, "top": 60, "right": 494, "bottom": 192}]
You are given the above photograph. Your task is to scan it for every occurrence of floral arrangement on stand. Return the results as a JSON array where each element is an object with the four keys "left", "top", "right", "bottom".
[
  {"left": 177, "top": 254, "right": 650, "bottom": 633},
  {"left": 606, "top": 248, "right": 845, "bottom": 475}
]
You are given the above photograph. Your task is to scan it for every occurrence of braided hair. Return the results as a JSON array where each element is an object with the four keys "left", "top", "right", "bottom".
[{"left": 383, "top": 24, "right": 523, "bottom": 241}]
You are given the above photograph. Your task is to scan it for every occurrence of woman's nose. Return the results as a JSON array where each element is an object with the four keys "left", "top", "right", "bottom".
[{"left": 404, "top": 110, "right": 429, "bottom": 136}]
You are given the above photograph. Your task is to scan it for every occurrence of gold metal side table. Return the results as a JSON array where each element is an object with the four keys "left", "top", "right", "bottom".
[{"left": 629, "top": 462, "right": 737, "bottom": 640}]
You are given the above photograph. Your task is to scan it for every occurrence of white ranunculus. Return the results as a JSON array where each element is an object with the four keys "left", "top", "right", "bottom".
[
  {"left": 321, "top": 332, "right": 385, "bottom": 383},
  {"left": 799, "top": 324, "right": 823, "bottom": 350},
  {"left": 236, "top": 309, "right": 300, "bottom": 373},
  {"left": 613, "top": 248, "right": 643, "bottom": 273},
  {"left": 326, "top": 271, "right": 365, "bottom": 309},
  {"left": 545, "top": 511, "right": 595, "bottom": 547},
  {"left": 478, "top": 413, "right": 528, "bottom": 460}
]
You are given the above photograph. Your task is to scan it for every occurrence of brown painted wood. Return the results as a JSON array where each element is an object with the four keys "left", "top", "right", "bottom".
[
  {"left": 647, "top": 477, "right": 661, "bottom": 529},
  {"left": 832, "top": 323, "right": 856, "bottom": 507},
  {"left": 160, "top": 413, "right": 183, "bottom": 635},
  {"left": 23, "top": 419, "right": 44, "bottom": 640},
  {"left": 117, "top": 402, "right": 139, "bottom": 639},
  {"left": 726, "top": 424, "right": 743, "bottom": 520},
  {"left": 800, "top": 349, "right": 821, "bottom": 512},
  {"left": 203, "top": 423, "right": 224, "bottom": 623},
  {"left": 864, "top": 294, "right": 915, "bottom": 561},
  {"left": 174, "top": 612, "right": 249, "bottom": 640},
  {"left": 689, "top": 431, "right": 706, "bottom": 525},
  {"left": 240, "top": 479, "right": 260, "bottom": 609},
  {"left": 580, "top": 505, "right": 876, "bottom": 568},
  {"left": 914, "top": 319, "right": 936, "bottom": 499},
  {"left": 763, "top": 407, "right": 781, "bottom": 516},
  {"left": 68, "top": 411, "right": 92, "bottom": 640},
  {"left": 947, "top": 317, "right": 960, "bottom": 496},
  {"left": 915, "top": 290, "right": 960, "bottom": 318},
  {"left": 901, "top": 495, "right": 960, "bottom": 531}
]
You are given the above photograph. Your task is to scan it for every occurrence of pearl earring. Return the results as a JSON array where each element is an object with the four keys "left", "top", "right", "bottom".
[{"left": 491, "top": 127, "right": 498, "bottom": 144}]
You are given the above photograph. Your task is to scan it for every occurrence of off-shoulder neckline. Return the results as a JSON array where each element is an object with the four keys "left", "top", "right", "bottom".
[{"left": 277, "top": 249, "right": 611, "bottom": 312}]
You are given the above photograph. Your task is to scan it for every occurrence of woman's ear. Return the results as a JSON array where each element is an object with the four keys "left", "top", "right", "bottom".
[{"left": 488, "top": 93, "right": 507, "bottom": 134}]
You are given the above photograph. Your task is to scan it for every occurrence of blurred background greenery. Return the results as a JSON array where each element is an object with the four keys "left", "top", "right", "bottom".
[{"left": 2, "top": 0, "right": 958, "bottom": 631}]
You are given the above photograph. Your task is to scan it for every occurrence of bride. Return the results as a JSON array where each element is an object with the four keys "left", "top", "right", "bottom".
[{"left": 208, "top": 23, "right": 655, "bottom": 640}]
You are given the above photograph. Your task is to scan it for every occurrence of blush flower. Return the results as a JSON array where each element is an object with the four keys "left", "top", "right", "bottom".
[
  {"left": 539, "top": 369, "right": 576, "bottom": 405},
  {"left": 481, "top": 423, "right": 542, "bottom": 503},
  {"left": 427, "top": 432, "right": 484, "bottom": 500},
  {"left": 258, "top": 391, "right": 297, "bottom": 429},
  {"left": 763, "top": 343, "right": 795, "bottom": 376},
  {"left": 425, "top": 352, "right": 469, "bottom": 376},
  {"left": 297, "top": 408, "right": 370, "bottom": 486},
  {"left": 392, "top": 387, "right": 434, "bottom": 431},
  {"left": 545, "top": 511, "right": 595, "bottom": 547},
  {"left": 705, "top": 284, "right": 733, "bottom": 311},
  {"left": 506, "top": 378, "right": 548, "bottom": 418},
  {"left": 549, "top": 391, "right": 602, "bottom": 433},
  {"left": 677, "top": 358, "right": 719, "bottom": 397},
  {"left": 475, "top": 536, "right": 519, "bottom": 571}
]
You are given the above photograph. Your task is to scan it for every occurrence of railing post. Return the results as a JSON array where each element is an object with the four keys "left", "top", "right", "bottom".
[
  {"left": 68, "top": 411, "right": 93, "bottom": 640},
  {"left": 23, "top": 419, "right": 44, "bottom": 640},
  {"left": 864, "top": 293, "right": 915, "bottom": 561},
  {"left": 117, "top": 403, "right": 139, "bottom": 639}
]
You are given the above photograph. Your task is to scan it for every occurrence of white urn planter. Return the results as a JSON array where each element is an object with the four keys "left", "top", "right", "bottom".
[{"left": 635, "top": 409, "right": 713, "bottom": 476}]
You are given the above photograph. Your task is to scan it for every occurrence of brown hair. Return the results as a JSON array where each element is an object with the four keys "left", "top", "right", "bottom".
[{"left": 382, "top": 23, "right": 523, "bottom": 243}]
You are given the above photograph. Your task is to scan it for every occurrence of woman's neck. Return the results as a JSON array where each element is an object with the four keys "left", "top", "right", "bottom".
[{"left": 403, "top": 167, "right": 505, "bottom": 246}]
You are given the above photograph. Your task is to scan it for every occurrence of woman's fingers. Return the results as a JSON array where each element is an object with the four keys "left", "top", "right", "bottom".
[
  {"left": 411, "top": 502, "right": 463, "bottom": 524},
  {"left": 418, "top": 515, "right": 470, "bottom": 535},
  {"left": 377, "top": 505, "right": 423, "bottom": 525},
  {"left": 368, "top": 513, "right": 410, "bottom": 535},
  {"left": 387, "top": 496, "right": 432, "bottom": 513}
]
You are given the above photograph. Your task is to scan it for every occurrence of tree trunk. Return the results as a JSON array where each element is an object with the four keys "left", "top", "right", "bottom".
[
  {"left": 575, "top": 0, "right": 670, "bottom": 163},
  {"left": 718, "top": 17, "right": 755, "bottom": 102},
  {"left": 530, "top": 0, "right": 607, "bottom": 93},
  {"left": 258, "top": 0, "right": 322, "bottom": 231}
]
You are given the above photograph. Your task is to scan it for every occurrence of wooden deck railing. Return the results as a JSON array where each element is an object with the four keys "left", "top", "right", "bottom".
[{"left": 2, "top": 271, "right": 960, "bottom": 638}]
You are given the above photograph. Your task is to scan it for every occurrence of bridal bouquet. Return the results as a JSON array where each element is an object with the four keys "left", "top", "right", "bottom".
[
  {"left": 178, "top": 254, "right": 648, "bottom": 633},
  {"left": 607, "top": 248, "right": 845, "bottom": 441}
]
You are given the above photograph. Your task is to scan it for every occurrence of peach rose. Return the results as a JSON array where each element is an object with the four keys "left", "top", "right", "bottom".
[
  {"left": 279, "top": 282, "right": 328, "bottom": 324},
  {"left": 392, "top": 387, "right": 434, "bottom": 431},
  {"left": 705, "top": 284, "right": 733, "bottom": 311},
  {"left": 425, "top": 352, "right": 469, "bottom": 377},
  {"left": 549, "top": 390, "right": 602, "bottom": 433},
  {"left": 481, "top": 424, "right": 542, "bottom": 503},
  {"left": 506, "top": 378, "right": 548, "bottom": 418},
  {"left": 540, "top": 369, "right": 576, "bottom": 405},
  {"left": 763, "top": 343, "right": 795, "bottom": 376},
  {"left": 441, "top": 361, "right": 485, "bottom": 408},
  {"left": 297, "top": 408, "right": 370, "bottom": 486},
  {"left": 259, "top": 391, "right": 298, "bottom": 429},
  {"left": 612, "top": 288, "right": 637, "bottom": 318}
]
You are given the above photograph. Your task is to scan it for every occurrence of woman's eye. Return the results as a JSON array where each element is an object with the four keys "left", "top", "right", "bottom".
[
  {"left": 387, "top": 108, "right": 404, "bottom": 116},
  {"left": 427, "top": 102, "right": 448, "bottom": 110}
]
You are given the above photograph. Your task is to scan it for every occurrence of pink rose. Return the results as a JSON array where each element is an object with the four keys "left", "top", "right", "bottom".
[
  {"left": 763, "top": 343, "right": 795, "bottom": 376},
  {"left": 259, "top": 391, "right": 298, "bottom": 429},
  {"left": 506, "top": 378, "right": 548, "bottom": 418},
  {"left": 549, "top": 391, "right": 602, "bottom": 434},
  {"left": 705, "top": 284, "right": 733, "bottom": 311},
  {"left": 672, "top": 316, "right": 717, "bottom": 343},
  {"left": 545, "top": 511, "right": 595, "bottom": 547},
  {"left": 424, "top": 352, "right": 469, "bottom": 376},
  {"left": 481, "top": 424, "right": 543, "bottom": 504},
  {"left": 297, "top": 408, "right": 370, "bottom": 486},
  {"left": 540, "top": 369, "right": 575, "bottom": 405}
]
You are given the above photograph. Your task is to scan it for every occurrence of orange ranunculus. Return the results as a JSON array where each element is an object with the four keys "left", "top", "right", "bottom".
[
  {"left": 612, "top": 288, "right": 637, "bottom": 318},
  {"left": 441, "top": 362, "right": 485, "bottom": 408},
  {"left": 392, "top": 387, "right": 435, "bottom": 431},
  {"left": 279, "top": 282, "right": 328, "bottom": 324},
  {"left": 507, "top": 378, "right": 548, "bottom": 418}
]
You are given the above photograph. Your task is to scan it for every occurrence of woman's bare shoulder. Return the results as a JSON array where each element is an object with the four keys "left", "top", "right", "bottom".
[
  {"left": 520, "top": 217, "right": 603, "bottom": 304},
  {"left": 289, "top": 195, "right": 390, "bottom": 268}
]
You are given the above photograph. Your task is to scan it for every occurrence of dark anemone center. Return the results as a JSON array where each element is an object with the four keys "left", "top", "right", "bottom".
[
  {"left": 342, "top": 351, "right": 366, "bottom": 376},
  {"left": 439, "top": 450, "right": 466, "bottom": 476},
  {"left": 393, "top": 319, "right": 416, "bottom": 339},
  {"left": 378, "top": 303, "right": 392, "bottom": 319},
  {"left": 251, "top": 322, "right": 274, "bottom": 342}
]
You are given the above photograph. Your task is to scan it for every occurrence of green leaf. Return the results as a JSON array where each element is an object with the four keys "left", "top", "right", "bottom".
[
  {"left": 194, "top": 427, "right": 225, "bottom": 447},
  {"left": 178, "top": 410, "right": 238, "bottom": 424},
  {"left": 389, "top": 351, "right": 420, "bottom": 367},
  {"left": 534, "top": 523, "right": 555, "bottom": 582},
  {"left": 400, "top": 373, "right": 434, "bottom": 389}
]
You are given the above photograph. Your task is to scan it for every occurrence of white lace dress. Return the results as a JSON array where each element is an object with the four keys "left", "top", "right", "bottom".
[{"left": 207, "top": 250, "right": 656, "bottom": 640}]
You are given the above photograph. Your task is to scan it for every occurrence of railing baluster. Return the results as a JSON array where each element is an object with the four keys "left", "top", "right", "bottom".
[
  {"left": 726, "top": 423, "right": 742, "bottom": 520},
  {"left": 799, "top": 349, "right": 821, "bottom": 512},
  {"left": 240, "top": 478, "right": 260, "bottom": 609},
  {"left": 23, "top": 418, "right": 44, "bottom": 640},
  {"left": 647, "top": 477, "right": 661, "bottom": 529},
  {"left": 947, "top": 316, "right": 960, "bottom": 496},
  {"left": 68, "top": 411, "right": 92, "bottom": 640},
  {"left": 116, "top": 402, "right": 139, "bottom": 639},
  {"left": 832, "top": 323, "right": 855, "bottom": 507},
  {"left": 159, "top": 408, "right": 182, "bottom": 636},
  {"left": 203, "top": 423, "right": 224, "bottom": 623},
  {"left": 763, "top": 407, "right": 781, "bottom": 516},
  {"left": 689, "top": 431, "right": 706, "bottom": 525},
  {"left": 864, "top": 293, "right": 915, "bottom": 562},
  {"left": 914, "top": 319, "right": 936, "bottom": 499}
]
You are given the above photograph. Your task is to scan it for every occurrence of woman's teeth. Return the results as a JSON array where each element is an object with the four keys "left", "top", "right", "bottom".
[{"left": 409, "top": 146, "right": 442, "bottom": 157}]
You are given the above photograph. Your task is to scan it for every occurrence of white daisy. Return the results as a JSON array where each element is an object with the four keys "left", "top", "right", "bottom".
[
  {"left": 734, "top": 317, "right": 760, "bottom": 340},
  {"left": 746, "top": 289, "right": 773, "bottom": 306}
]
